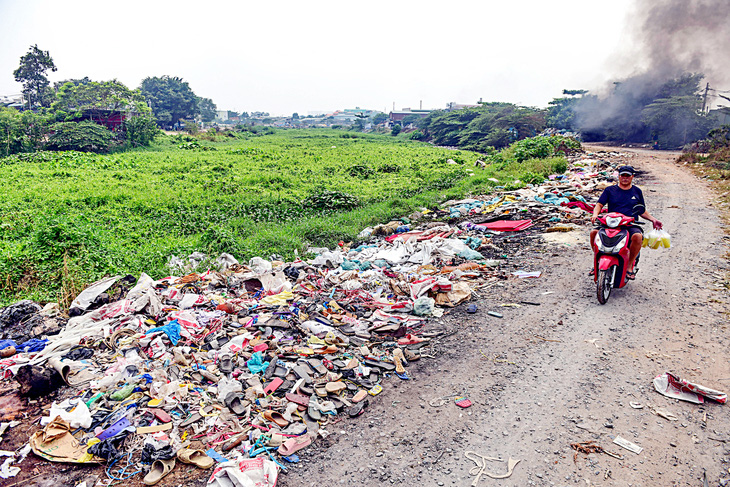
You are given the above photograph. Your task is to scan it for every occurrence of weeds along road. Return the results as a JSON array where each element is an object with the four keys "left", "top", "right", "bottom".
[{"left": 280, "top": 147, "right": 730, "bottom": 487}]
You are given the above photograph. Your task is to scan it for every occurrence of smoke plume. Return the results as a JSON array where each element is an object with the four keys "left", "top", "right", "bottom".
[{"left": 574, "top": 0, "right": 730, "bottom": 144}]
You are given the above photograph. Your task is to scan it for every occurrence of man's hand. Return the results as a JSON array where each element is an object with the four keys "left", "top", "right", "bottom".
[
  {"left": 652, "top": 219, "right": 663, "bottom": 230},
  {"left": 591, "top": 214, "right": 598, "bottom": 225}
]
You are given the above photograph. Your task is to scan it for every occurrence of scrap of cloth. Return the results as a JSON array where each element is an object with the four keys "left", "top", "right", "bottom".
[{"left": 476, "top": 220, "right": 533, "bottom": 232}]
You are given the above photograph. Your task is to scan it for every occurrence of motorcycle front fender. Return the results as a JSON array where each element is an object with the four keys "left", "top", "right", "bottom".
[{"left": 597, "top": 255, "right": 619, "bottom": 270}]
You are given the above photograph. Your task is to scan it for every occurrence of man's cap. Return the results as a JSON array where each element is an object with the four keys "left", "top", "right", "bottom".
[{"left": 617, "top": 165, "right": 635, "bottom": 176}]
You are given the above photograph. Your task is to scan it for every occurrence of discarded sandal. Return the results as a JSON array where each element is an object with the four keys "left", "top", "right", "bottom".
[
  {"left": 218, "top": 353, "right": 233, "bottom": 375},
  {"left": 144, "top": 457, "right": 175, "bottom": 485},
  {"left": 325, "top": 381, "right": 346, "bottom": 394},
  {"left": 397, "top": 334, "right": 429, "bottom": 346},
  {"left": 176, "top": 448, "right": 214, "bottom": 469},
  {"left": 262, "top": 410, "right": 289, "bottom": 428},
  {"left": 348, "top": 398, "right": 369, "bottom": 417},
  {"left": 352, "top": 390, "right": 368, "bottom": 403},
  {"left": 224, "top": 392, "right": 247, "bottom": 416},
  {"left": 180, "top": 405, "right": 214, "bottom": 428},
  {"left": 277, "top": 435, "right": 312, "bottom": 456}
]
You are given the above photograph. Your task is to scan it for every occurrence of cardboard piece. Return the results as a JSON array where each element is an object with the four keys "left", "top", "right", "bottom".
[{"left": 29, "top": 417, "right": 102, "bottom": 464}]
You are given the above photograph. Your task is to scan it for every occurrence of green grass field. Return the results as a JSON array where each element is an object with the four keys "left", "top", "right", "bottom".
[{"left": 0, "top": 129, "right": 569, "bottom": 305}]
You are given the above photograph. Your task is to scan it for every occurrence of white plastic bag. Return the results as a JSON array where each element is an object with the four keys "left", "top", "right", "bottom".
[
  {"left": 658, "top": 229, "right": 671, "bottom": 248},
  {"left": 42, "top": 399, "right": 92, "bottom": 429},
  {"left": 644, "top": 228, "right": 661, "bottom": 249},
  {"left": 206, "top": 456, "right": 279, "bottom": 487}
]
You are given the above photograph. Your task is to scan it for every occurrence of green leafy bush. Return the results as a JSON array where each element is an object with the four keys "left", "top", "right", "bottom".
[
  {"left": 124, "top": 116, "right": 159, "bottom": 147},
  {"left": 302, "top": 190, "right": 359, "bottom": 211},
  {"left": 511, "top": 137, "right": 554, "bottom": 162},
  {"left": 46, "top": 121, "right": 113, "bottom": 153}
]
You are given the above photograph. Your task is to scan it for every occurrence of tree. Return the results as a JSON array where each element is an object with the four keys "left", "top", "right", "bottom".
[
  {"left": 51, "top": 79, "right": 150, "bottom": 121},
  {"left": 641, "top": 96, "right": 712, "bottom": 148},
  {"left": 53, "top": 77, "right": 91, "bottom": 90},
  {"left": 198, "top": 97, "right": 217, "bottom": 123},
  {"left": 371, "top": 113, "right": 388, "bottom": 125},
  {"left": 13, "top": 45, "right": 57, "bottom": 109},
  {"left": 139, "top": 76, "right": 199, "bottom": 127},
  {"left": 391, "top": 124, "right": 401, "bottom": 136},
  {"left": 292, "top": 112, "right": 299, "bottom": 119}
]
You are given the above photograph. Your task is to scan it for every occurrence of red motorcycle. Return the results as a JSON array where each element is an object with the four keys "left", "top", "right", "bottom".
[{"left": 592, "top": 212, "right": 642, "bottom": 304}]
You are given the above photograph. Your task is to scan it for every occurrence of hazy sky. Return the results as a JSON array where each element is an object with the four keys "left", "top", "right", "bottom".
[{"left": 0, "top": 0, "right": 636, "bottom": 116}]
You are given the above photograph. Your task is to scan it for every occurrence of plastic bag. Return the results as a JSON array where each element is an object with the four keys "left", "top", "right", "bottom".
[
  {"left": 207, "top": 456, "right": 279, "bottom": 487},
  {"left": 644, "top": 229, "right": 661, "bottom": 249},
  {"left": 413, "top": 297, "right": 435, "bottom": 316},
  {"left": 644, "top": 228, "right": 670, "bottom": 250},
  {"left": 659, "top": 229, "right": 671, "bottom": 248}
]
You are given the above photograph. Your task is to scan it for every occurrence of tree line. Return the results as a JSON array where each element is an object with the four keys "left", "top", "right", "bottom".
[
  {"left": 407, "top": 73, "right": 726, "bottom": 151},
  {"left": 1, "top": 45, "right": 218, "bottom": 156}
]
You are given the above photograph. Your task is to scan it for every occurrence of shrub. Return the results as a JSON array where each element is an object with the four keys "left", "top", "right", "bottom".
[
  {"left": 124, "top": 116, "right": 159, "bottom": 147},
  {"left": 46, "top": 121, "right": 113, "bottom": 153},
  {"left": 511, "top": 137, "right": 553, "bottom": 162},
  {"left": 391, "top": 125, "right": 402, "bottom": 136},
  {"left": 302, "top": 190, "right": 359, "bottom": 211}
]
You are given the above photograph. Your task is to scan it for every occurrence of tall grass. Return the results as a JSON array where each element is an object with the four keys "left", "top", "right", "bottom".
[{"left": 0, "top": 129, "right": 569, "bottom": 304}]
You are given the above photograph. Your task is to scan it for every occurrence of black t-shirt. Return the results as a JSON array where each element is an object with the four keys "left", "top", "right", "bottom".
[{"left": 597, "top": 185, "right": 646, "bottom": 220}]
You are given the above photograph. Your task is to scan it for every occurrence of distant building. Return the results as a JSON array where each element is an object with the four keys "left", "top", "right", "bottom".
[
  {"left": 446, "top": 102, "right": 481, "bottom": 111},
  {"left": 389, "top": 109, "right": 431, "bottom": 123},
  {"left": 215, "top": 110, "right": 229, "bottom": 122},
  {"left": 0, "top": 93, "right": 25, "bottom": 109}
]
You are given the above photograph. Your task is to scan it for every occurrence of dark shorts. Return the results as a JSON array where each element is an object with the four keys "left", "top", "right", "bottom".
[{"left": 628, "top": 225, "right": 643, "bottom": 238}]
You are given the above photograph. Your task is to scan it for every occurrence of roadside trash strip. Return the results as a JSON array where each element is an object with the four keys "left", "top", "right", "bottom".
[
  {"left": 0, "top": 149, "right": 635, "bottom": 482},
  {"left": 464, "top": 451, "right": 520, "bottom": 485},
  {"left": 0, "top": 225, "right": 514, "bottom": 480},
  {"left": 653, "top": 372, "right": 727, "bottom": 405}
]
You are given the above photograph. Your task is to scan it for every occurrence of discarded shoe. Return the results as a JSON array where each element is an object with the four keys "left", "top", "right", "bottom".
[
  {"left": 277, "top": 435, "right": 312, "bottom": 456},
  {"left": 144, "top": 457, "right": 175, "bottom": 485},
  {"left": 348, "top": 398, "right": 369, "bottom": 417},
  {"left": 397, "top": 334, "right": 429, "bottom": 346},
  {"left": 262, "top": 410, "right": 289, "bottom": 428},
  {"left": 218, "top": 353, "right": 233, "bottom": 374},
  {"left": 176, "top": 448, "right": 213, "bottom": 469},
  {"left": 224, "top": 392, "right": 247, "bottom": 416}
]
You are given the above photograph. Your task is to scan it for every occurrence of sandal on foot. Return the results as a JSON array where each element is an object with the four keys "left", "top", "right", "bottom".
[{"left": 626, "top": 270, "right": 636, "bottom": 280}]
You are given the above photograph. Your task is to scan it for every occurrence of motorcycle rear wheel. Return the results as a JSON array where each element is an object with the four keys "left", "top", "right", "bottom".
[{"left": 597, "top": 268, "right": 613, "bottom": 304}]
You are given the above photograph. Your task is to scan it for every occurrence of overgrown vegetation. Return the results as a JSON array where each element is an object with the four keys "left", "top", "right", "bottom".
[
  {"left": 0, "top": 129, "right": 574, "bottom": 304},
  {"left": 548, "top": 73, "right": 722, "bottom": 148},
  {"left": 417, "top": 102, "right": 547, "bottom": 152}
]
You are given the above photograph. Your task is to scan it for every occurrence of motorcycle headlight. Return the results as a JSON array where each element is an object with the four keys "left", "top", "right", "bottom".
[{"left": 605, "top": 216, "right": 622, "bottom": 228}]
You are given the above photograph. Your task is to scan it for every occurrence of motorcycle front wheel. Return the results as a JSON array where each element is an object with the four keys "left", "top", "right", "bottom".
[{"left": 596, "top": 268, "right": 613, "bottom": 304}]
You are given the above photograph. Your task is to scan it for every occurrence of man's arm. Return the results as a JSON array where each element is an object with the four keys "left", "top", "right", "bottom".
[
  {"left": 640, "top": 210, "right": 663, "bottom": 230},
  {"left": 591, "top": 203, "right": 604, "bottom": 225}
]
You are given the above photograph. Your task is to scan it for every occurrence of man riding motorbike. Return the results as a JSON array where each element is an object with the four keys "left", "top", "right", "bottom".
[{"left": 590, "top": 165, "right": 663, "bottom": 280}]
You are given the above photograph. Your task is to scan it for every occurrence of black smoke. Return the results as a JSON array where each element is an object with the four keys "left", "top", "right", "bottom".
[{"left": 569, "top": 0, "right": 730, "bottom": 147}]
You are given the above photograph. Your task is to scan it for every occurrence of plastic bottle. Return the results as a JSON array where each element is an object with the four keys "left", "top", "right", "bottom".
[{"left": 109, "top": 384, "right": 135, "bottom": 401}]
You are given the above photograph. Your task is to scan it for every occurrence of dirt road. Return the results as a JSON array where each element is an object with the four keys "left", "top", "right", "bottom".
[{"left": 279, "top": 147, "right": 730, "bottom": 487}]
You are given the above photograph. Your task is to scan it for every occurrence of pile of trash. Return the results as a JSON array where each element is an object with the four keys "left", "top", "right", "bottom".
[{"left": 0, "top": 150, "right": 637, "bottom": 485}]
